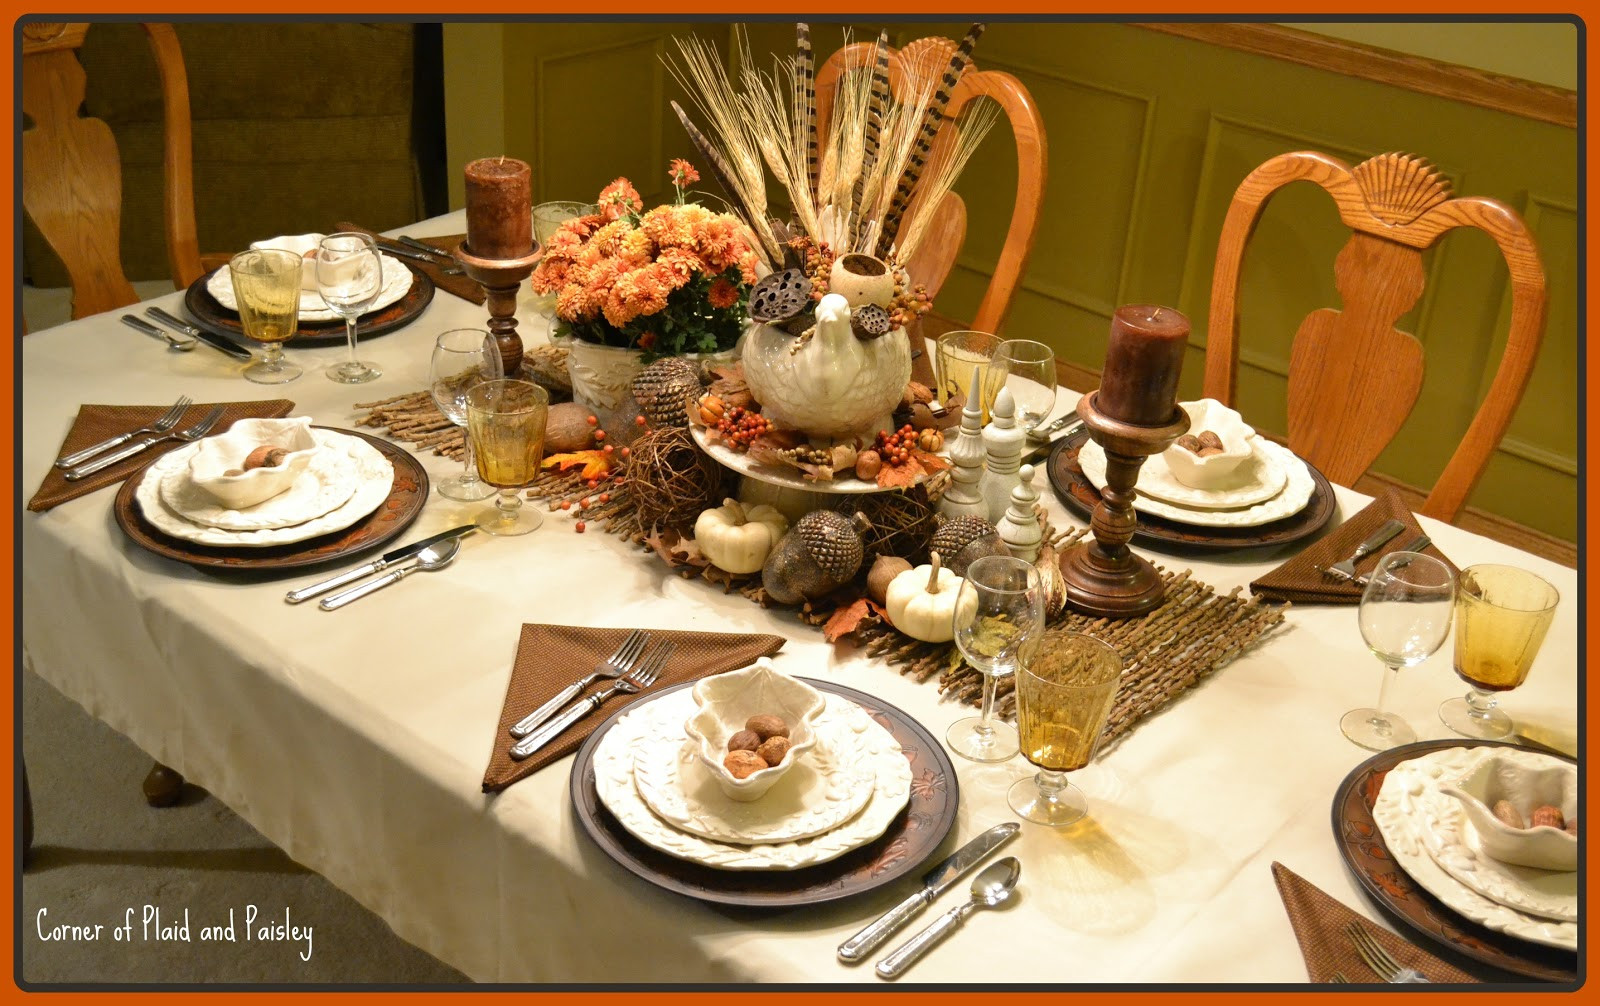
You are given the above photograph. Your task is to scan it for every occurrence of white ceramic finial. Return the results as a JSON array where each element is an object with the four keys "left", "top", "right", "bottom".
[
  {"left": 938, "top": 364, "right": 989, "bottom": 521},
  {"left": 998, "top": 462, "right": 1042, "bottom": 562},
  {"left": 981, "top": 387, "right": 1026, "bottom": 523}
]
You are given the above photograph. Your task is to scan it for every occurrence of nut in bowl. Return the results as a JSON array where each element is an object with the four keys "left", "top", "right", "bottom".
[
  {"left": 1439, "top": 750, "right": 1577, "bottom": 872},
  {"left": 1162, "top": 399, "right": 1255, "bottom": 489},
  {"left": 188, "top": 416, "right": 320, "bottom": 510},
  {"left": 684, "top": 658, "right": 825, "bottom": 802}
]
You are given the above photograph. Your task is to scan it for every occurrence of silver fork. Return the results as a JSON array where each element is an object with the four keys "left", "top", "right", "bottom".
[
  {"left": 509, "top": 640, "right": 674, "bottom": 760},
  {"left": 1321, "top": 519, "right": 1406, "bottom": 581},
  {"left": 508, "top": 629, "right": 648, "bottom": 738},
  {"left": 54, "top": 396, "right": 192, "bottom": 469},
  {"left": 64, "top": 404, "right": 225, "bottom": 481},
  {"left": 1345, "top": 923, "right": 1429, "bottom": 983},
  {"left": 1354, "top": 534, "right": 1433, "bottom": 587}
]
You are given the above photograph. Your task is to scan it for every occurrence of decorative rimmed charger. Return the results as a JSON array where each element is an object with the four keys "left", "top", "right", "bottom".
[{"left": 183, "top": 261, "right": 435, "bottom": 346}]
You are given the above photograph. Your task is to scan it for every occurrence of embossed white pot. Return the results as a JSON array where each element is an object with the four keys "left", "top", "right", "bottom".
[{"left": 557, "top": 335, "right": 736, "bottom": 438}]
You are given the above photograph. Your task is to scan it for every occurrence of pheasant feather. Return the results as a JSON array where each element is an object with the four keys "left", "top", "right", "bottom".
[
  {"left": 669, "top": 100, "right": 782, "bottom": 264},
  {"left": 796, "top": 22, "right": 818, "bottom": 208}
]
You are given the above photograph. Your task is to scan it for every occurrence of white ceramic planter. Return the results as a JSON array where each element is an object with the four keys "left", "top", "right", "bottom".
[{"left": 557, "top": 335, "right": 736, "bottom": 438}]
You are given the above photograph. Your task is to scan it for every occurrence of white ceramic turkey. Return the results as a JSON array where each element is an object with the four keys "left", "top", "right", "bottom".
[
  {"left": 684, "top": 658, "right": 826, "bottom": 802},
  {"left": 1161, "top": 398, "right": 1255, "bottom": 489},
  {"left": 1439, "top": 750, "right": 1577, "bottom": 871},
  {"left": 188, "top": 416, "right": 320, "bottom": 510}
]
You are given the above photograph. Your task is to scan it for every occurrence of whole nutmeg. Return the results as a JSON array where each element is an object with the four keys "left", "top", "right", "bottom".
[
  {"left": 1196, "top": 430, "right": 1224, "bottom": 451},
  {"left": 243, "top": 445, "right": 289, "bottom": 470},
  {"left": 1530, "top": 804, "right": 1565, "bottom": 830},
  {"left": 917, "top": 428, "right": 945, "bottom": 453},
  {"left": 1174, "top": 434, "right": 1202, "bottom": 454},
  {"left": 1492, "top": 799, "right": 1526, "bottom": 830},
  {"left": 746, "top": 714, "right": 788, "bottom": 740},
  {"left": 867, "top": 554, "right": 913, "bottom": 605},
  {"left": 855, "top": 450, "right": 882, "bottom": 480},
  {"left": 727, "top": 729, "right": 762, "bottom": 753},
  {"left": 755, "top": 735, "right": 791, "bottom": 766},
  {"left": 1197, "top": 446, "right": 1225, "bottom": 457},
  {"left": 723, "top": 749, "right": 768, "bottom": 779}
]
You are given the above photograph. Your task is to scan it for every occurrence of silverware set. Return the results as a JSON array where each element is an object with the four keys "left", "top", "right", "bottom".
[
  {"left": 125, "top": 305, "right": 255, "bottom": 360},
  {"left": 285, "top": 524, "right": 476, "bottom": 608},
  {"left": 1353, "top": 533, "right": 1432, "bottom": 587},
  {"left": 509, "top": 635, "right": 674, "bottom": 760},
  {"left": 59, "top": 401, "right": 225, "bottom": 481}
]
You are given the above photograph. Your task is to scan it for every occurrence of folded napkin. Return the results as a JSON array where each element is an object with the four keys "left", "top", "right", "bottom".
[
  {"left": 29, "top": 399, "right": 296, "bottom": 513},
  {"left": 333, "top": 223, "right": 485, "bottom": 305},
  {"left": 1271, "top": 862, "right": 1479, "bottom": 983},
  {"left": 1250, "top": 488, "right": 1456, "bottom": 604},
  {"left": 482, "top": 624, "right": 786, "bottom": 793}
]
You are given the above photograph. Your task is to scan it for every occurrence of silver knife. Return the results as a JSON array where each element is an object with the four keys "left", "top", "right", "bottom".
[
  {"left": 284, "top": 525, "right": 474, "bottom": 604},
  {"left": 144, "top": 306, "right": 255, "bottom": 361},
  {"left": 837, "top": 822, "right": 1020, "bottom": 962},
  {"left": 1028, "top": 407, "right": 1081, "bottom": 440},
  {"left": 398, "top": 235, "right": 453, "bottom": 260}
]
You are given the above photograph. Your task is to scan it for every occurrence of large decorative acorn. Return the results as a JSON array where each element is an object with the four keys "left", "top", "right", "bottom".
[
  {"left": 929, "top": 514, "right": 1009, "bottom": 577},
  {"left": 630, "top": 357, "right": 702, "bottom": 429},
  {"left": 762, "top": 510, "right": 872, "bottom": 605}
]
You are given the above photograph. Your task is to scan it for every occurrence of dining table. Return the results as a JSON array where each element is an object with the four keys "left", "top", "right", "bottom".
[{"left": 19, "top": 211, "right": 1580, "bottom": 984}]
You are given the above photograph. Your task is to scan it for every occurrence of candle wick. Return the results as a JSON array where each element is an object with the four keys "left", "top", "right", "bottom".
[{"left": 1152, "top": 308, "right": 1163, "bottom": 321}]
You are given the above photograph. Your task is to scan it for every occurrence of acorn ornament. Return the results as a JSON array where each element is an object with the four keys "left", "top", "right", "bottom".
[
  {"left": 761, "top": 510, "right": 872, "bottom": 605},
  {"left": 929, "top": 514, "right": 1009, "bottom": 577},
  {"left": 630, "top": 357, "right": 702, "bottom": 429}
]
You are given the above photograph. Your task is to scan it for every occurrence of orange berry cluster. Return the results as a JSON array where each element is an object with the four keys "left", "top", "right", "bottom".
[
  {"left": 873, "top": 425, "right": 919, "bottom": 466},
  {"left": 715, "top": 406, "right": 772, "bottom": 450}
]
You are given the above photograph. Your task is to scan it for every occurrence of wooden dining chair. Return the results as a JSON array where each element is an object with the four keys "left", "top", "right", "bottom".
[
  {"left": 815, "top": 34, "right": 1047, "bottom": 336},
  {"left": 22, "top": 22, "right": 204, "bottom": 321},
  {"left": 1203, "top": 150, "right": 1547, "bottom": 524}
]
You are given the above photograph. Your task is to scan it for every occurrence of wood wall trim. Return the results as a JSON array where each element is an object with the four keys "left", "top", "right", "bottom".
[{"left": 1139, "top": 23, "right": 1576, "bottom": 129}]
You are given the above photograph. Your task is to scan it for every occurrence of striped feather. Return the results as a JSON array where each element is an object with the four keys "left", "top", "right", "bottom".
[
  {"left": 670, "top": 100, "right": 782, "bottom": 263},
  {"left": 797, "top": 23, "right": 818, "bottom": 209},
  {"left": 850, "top": 30, "right": 893, "bottom": 242}
]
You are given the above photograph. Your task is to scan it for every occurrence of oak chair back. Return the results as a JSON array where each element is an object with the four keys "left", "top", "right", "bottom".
[
  {"left": 1203, "top": 150, "right": 1547, "bottom": 523},
  {"left": 22, "top": 22, "right": 203, "bottom": 321},
  {"left": 815, "top": 35, "right": 1046, "bottom": 336}
]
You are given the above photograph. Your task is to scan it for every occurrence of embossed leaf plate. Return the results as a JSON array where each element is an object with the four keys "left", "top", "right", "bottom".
[
  {"left": 205, "top": 252, "right": 414, "bottom": 322},
  {"left": 1080, "top": 437, "right": 1312, "bottom": 526},
  {"left": 161, "top": 430, "right": 360, "bottom": 531},
  {"left": 1130, "top": 437, "right": 1287, "bottom": 510}
]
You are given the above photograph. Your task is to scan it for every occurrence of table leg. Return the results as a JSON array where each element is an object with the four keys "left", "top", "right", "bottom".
[{"left": 142, "top": 761, "right": 184, "bottom": 807}]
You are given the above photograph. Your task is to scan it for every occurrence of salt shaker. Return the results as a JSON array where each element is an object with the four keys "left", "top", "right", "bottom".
[
  {"left": 981, "top": 386, "right": 1024, "bottom": 525},
  {"left": 998, "top": 463, "right": 1042, "bottom": 562},
  {"left": 938, "top": 363, "right": 989, "bottom": 522}
]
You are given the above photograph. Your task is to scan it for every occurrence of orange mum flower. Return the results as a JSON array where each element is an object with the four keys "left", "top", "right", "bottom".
[
  {"left": 668, "top": 159, "right": 701, "bottom": 190},
  {"left": 708, "top": 276, "right": 739, "bottom": 310},
  {"left": 597, "top": 178, "right": 642, "bottom": 221}
]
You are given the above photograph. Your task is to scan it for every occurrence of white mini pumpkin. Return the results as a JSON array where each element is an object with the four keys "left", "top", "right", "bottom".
[
  {"left": 694, "top": 498, "right": 789, "bottom": 574},
  {"left": 884, "top": 551, "right": 974, "bottom": 643}
]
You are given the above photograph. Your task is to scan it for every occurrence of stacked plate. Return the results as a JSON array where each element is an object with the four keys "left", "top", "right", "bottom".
[
  {"left": 1079, "top": 433, "right": 1316, "bottom": 530},
  {"left": 133, "top": 427, "right": 395, "bottom": 548}
]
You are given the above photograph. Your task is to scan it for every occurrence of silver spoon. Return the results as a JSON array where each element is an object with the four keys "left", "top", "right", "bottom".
[
  {"left": 876, "top": 856, "right": 1020, "bottom": 978},
  {"left": 318, "top": 538, "right": 461, "bottom": 611},
  {"left": 120, "top": 313, "right": 196, "bottom": 352}
]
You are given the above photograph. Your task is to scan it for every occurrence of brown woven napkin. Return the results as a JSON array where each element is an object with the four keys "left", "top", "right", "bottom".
[
  {"left": 29, "top": 399, "right": 296, "bottom": 512},
  {"left": 482, "top": 624, "right": 786, "bottom": 793},
  {"left": 1250, "top": 488, "right": 1456, "bottom": 604},
  {"left": 334, "top": 223, "right": 485, "bottom": 305},
  {"left": 1272, "top": 862, "right": 1478, "bottom": 983}
]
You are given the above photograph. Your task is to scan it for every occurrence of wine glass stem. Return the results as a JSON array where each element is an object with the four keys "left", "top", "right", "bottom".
[
  {"left": 262, "top": 342, "right": 282, "bottom": 371},
  {"left": 345, "top": 316, "right": 359, "bottom": 364},
  {"left": 1373, "top": 661, "right": 1401, "bottom": 719},
  {"left": 496, "top": 488, "right": 521, "bottom": 524},
  {"left": 976, "top": 671, "right": 999, "bottom": 738},
  {"left": 458, "top": 426, "right": 480, "bottom": 485},
  {"left": 1035, "top": 768, "right": 1067, "bottom": 802},
  {"left": 1465, "top": 687, "right": 1499, "bottom": 719}
]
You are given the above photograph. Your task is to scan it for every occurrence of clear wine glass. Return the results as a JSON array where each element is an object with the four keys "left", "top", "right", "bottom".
[
  {"left": 1439, "top": 564, "right": 1559, "bottom": 739},
  {"left": 430, "top": 328, "right": 504, "bottom": 501},
  {"left": 228, "top": 248, "right": 303, "bottom": 384},
  {"left": 947, "top": 555, "right": 1045, "bottom": 763},
  {"left": 315, "top": 232, "right": 384, "bottom": 384},
  {"left": 992, "top": 339, "right": 1057, "bottom": 433},
  {"left": 1341, "top": 552, "right": 1455, "bottom": 751},
  {"left": 465, "top": 379, "right": 548, "bottom": 536},
  {"left": 1008, "top": 631, "right": 1122, "bottom": 827}
]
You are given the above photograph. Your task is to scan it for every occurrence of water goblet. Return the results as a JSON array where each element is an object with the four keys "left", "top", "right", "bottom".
[
  {"left": 1439, "top": 564, "right": 1559, "bottom": 739},
  {"left": 228, "top": 248, "right": 303, "bottom": 384},
  {"left": 1341, "top": 552, "right": 1455, "bottom": 751},
  {"left": 935, "top": 330, "right": 1002, "bottom": 417},
  {"left": 430, "top": 328, "right": 504, "bottom": 501},
  {"left": 1008, "top": 631, "right": 1122, "bottom": 827},
  {"left": 530, "top": 201, "right": 596, "bottom": 325},
  {"left": 315, "top": 232, "right": 384, "bottom": 383},
  {"left": 992, "top": 339, "right": 1057, "bottom": 432},
  {"left": 947, "top": 555, "right": 1045, "bottom": 763},
  {"left": 465, "top": 379, "right": 548, "bottom": 536}
]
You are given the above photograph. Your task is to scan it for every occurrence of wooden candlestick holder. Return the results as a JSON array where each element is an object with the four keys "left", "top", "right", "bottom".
[
  {"left": 1058, "top": 390, "right": 1190, "bottom": 617},
  {"left": 453, "top": 240, "right": 542, "bottom": 378}
]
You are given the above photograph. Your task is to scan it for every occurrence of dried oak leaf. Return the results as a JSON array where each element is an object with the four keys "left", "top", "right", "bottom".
[
  {"left": 913, "top": 449, "right": 950, "bottom": 473},
  {"left": 876, "top": 457, "right": 923, "bottom": 489},
  {"left": 643, "top": 526, "right": 711, "bottom": 571},
  {"left": 541, "top": 450, "right": 614, "bottom": 480},
  {"left": 823, "top": 598, "right": 874, "bottom": 643}
]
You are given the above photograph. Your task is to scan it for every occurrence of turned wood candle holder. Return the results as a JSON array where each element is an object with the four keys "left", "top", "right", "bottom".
[
  {"left": 453, "top": 240, "right": 542, "bottom": 378},
  {"left": 1059, "top": 390, "right": 1190, "bottom": 618}
]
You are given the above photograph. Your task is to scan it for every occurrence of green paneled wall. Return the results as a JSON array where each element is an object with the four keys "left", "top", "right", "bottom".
[{"left": 454, "top": 22, "right": 1577, "bottom": 541}]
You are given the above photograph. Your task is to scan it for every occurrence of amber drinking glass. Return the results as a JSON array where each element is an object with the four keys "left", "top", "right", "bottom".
[
  {"left": 1007, "top": 631, "right": 1122, "bottom": 827},
  {"left": 228, "top": 248, "right": 303, "bottom": 384},
  {"left": 1439, "top": 564, "right": 1559, "bottom": 739},
  {"left": 465, "top": 379, "right": 548, "bottom": 536},
  {"left": 935, "top": 330, "right": 1003, "bottom": 418}
]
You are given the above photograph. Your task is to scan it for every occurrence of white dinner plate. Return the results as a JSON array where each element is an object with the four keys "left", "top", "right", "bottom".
[
  {"left": 632, "top": 692, "right": 876, "bottom": 846},
  {"left": 1372, "top": 750, "right": 1578, "bottom": 950},
  {"left": 134, "top": 431, "right": 394, "bottom": 547},
  {"left": 205, "top": 253, "right": 414, "bottom": 323},
  {"left": 159, "top": 436, "right": 360, "bottom": 531},
  {"left": 594, "top": 689, "right": 910, "bottom": 871},
  {"left": 1133, "top": 438, "right": 1288, "bottom": 509},
  {"left": 1080, "top": 438, "right": 1314, "bottom": 528}
]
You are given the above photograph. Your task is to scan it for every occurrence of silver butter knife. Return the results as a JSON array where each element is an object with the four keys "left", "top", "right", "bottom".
[
  {"left": 285, "top": 525, "right": 474, "bottom": 604},
  {"left": 837, "top": 822, "right": 1020, "bottom": 962},
  {"left": 145, "top": 306, "right": 255, "bottom": 361}
]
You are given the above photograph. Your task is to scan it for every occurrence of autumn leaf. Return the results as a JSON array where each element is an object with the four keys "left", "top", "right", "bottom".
[
  {"left": 913, "top": 449, "right": 950, "bottom": 473},
  {"left": 823, "top": 597, "right": 877, "bottom": 643},
  {"left": 541, "top": 450, "right": 614, "bottom": 480},
  {"left": 876, "top": 457, "right": 923, "bottom": 489},
  {"left": 643, "top": 526, "right": 711, "bottom": 571}
]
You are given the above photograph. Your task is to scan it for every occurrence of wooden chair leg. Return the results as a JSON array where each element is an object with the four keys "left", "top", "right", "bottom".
[{"left": 142, "top": 761, "right": 184, "bottom": 807}]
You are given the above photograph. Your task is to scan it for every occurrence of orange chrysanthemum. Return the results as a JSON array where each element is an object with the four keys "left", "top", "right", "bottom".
[
  {"left": 597, "top": 178, "right": 643, "bottom": 221},
  {"left": 668, "top": 159, "right": 701, "bottom": 189},
  {"left": 708, "top": 276, "right": 739, "bottom": 310}
]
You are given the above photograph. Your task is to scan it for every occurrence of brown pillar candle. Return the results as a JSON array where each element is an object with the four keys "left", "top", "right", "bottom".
[
  {"left": 1098, "top": 304, "right": 1190, "bottom": 425},
  {"left": 464, "top": 156, "right": 533, "bottom": 259}
]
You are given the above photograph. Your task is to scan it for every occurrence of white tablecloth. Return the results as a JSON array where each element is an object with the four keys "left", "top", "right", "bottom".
[{"left": 20, "top": 213, "right": 1579, "bottom": 983}]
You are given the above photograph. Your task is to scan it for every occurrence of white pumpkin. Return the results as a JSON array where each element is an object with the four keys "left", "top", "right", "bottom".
[
  {"left": 694, "top": 498, "right": 789, "bottom": 574},
  {"left": 884, "top": 551, "right": 973, "bottom": 643}
]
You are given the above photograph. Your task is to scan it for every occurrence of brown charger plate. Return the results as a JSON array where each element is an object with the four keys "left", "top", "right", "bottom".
[
  {"left": 570, "top": 677, "right": 959, "bottom": 908},
  {"left": 114, "top": 427, "right": 429, "bottom": 573},
  {"left": 1331, "top": 738, "right": 1578, "bottom": 982},
  {"left": 1045, "top": 427, "right": 1336, "bottom": 552},
  {"left": 182, "top": 260, "right": 435, "bottom": 347}
]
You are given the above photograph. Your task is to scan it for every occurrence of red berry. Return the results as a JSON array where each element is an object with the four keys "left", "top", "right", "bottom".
[
  {"left": 586, "top": 415, "right": 599, "bottom": 425},
  {"left": 635, "top": 415, "right": 647, "bottom": 426},
  {"left": 560, "top": 501, "right": 572, "bottom": 511},
  {"left": 603, "top": 444, "right": 614, "bottom": 454},
  {"left": 579, "top": 497, "right": 591, "bottom": 508},
  {"left": 620, "top": 447, "right": 631, "bottom": 458},
  {"left": 575, "top": 521, "right": 587, "bottom": 533},
  {"left": 599, "top": 493, "right": 611, "bottom": 503},
  {"left": 594, "top": 430, "right": 607, "bottom": 442}
]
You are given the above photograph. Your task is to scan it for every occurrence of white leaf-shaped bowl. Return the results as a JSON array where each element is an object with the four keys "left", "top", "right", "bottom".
[
  {"left": 188, "top": 416, "right": 320, "bottom": 510},
  {"left": 1162, "top": 398, "right": 1255, "bottom": 488},
  {"left": 684, "top": 658, "right": 826, "bottom": 802},
  {"left": 251, "top": 232, "right": 323, "bottom": 291},
  {"left": 1440, "top": 751, "right": 1577, "bottom": 872}
]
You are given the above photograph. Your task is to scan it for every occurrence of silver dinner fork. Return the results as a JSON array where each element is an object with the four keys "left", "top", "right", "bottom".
[
  {"left": 1353, "top": 534, "right": 1433, "bottom": 587},
  {"left": 63, "top": 404, "right": 225, "bottom": 481},
  {"left": 54, "top": 395, "right": 192, "bottom": 469},
  {"left": 508, "top": 629, "right": 648, "bottom": 739},
  {"left": 1321, "top": 519, "right": 1406, "bottom": 581},
  {"left": 509, "top": 640, "right": 674, "bottom": 760},
  {"left": 1345, "top": 923, "right": 1429, "bottom": 983}
]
